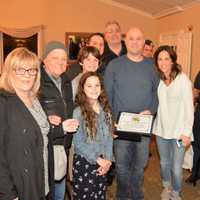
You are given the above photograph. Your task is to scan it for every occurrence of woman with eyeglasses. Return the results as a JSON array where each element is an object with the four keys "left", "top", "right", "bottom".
[{"left": 0, "top": 47, "right": 50, "bottom": 200}]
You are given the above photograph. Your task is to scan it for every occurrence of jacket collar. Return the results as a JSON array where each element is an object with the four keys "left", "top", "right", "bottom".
[
  {"left": 40, "top": 65, "right": 71, "bottom": 85},
  {"left": 0, "top": 89, "right": 16, "bottom": 97}
]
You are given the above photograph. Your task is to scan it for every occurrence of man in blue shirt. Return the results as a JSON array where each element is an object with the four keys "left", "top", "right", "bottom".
[{"left": 104, "top": 27, "right": 159, "bottom": 200}]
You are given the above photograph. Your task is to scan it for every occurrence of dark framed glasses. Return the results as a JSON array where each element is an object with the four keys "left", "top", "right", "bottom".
[{"left": 14, "top": 67, "right": 38, "bottom": 76}]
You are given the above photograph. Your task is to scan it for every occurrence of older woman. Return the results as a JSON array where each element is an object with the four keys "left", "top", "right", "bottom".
[
  {"left": 0, "top": 47, "right": 50, "bottom": 200},
  {"left": 153, "top": 45, "right": 194, "bottom": 200}
]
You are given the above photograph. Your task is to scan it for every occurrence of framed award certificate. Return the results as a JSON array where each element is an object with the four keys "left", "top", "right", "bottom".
[{"left": 115, "top": 112, "right": 155, "bottom": 140}]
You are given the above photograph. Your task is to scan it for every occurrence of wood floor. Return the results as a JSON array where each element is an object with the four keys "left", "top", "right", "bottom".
[{"left": 107, "top": 140, "right": 200, "bottom": 200}]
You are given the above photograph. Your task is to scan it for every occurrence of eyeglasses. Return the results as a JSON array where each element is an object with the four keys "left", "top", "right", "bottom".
[{"left": 14, "top": 68, "right": 38, "bottom": 76}]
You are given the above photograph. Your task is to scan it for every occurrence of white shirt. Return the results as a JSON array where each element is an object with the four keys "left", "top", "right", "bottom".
[{"left": 154, "top": 73, "right": 194, "bottom": 140}]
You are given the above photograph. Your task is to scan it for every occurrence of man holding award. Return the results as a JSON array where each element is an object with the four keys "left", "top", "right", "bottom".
[{"left": 104, "top": 27, "right": 159, "bottom": 200}]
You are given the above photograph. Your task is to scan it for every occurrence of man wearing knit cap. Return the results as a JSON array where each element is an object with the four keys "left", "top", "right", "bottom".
[{"left": 39, "top": 41, "right": 79, "bottom": 200}]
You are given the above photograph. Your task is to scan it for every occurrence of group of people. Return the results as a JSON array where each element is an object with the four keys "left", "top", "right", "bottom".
[{"left": 0, "top": 20, "right": 196, "bottom": 200}]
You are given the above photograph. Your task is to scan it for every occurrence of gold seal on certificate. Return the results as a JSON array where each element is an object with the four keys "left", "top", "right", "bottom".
[{"left": 116, "top": 112, "right": 154, "bottom": 138}]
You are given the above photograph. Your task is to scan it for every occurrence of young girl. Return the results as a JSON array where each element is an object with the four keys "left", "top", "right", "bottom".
[
  {"left": 153, "top": 45, "right": 194, "bottom": 200},
  {"left": 72, "top": 72, "right": 114, "bottom": 200},
  {"left": 69, "top": 46, "right": 101, "bottom": 182}
]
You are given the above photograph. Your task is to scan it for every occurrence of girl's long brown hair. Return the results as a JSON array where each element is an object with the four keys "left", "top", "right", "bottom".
[{"left": 75, "top": 72, "right": 114, "bottom": 139}]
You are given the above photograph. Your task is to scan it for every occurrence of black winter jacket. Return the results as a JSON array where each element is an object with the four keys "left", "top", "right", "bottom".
[
  {"left": 39, "top": 67, "right": 74, "bottom": 198},
  {"left": 39, "top": 66, "right": 74, "bottom": 149},
  {"left": 0, "top": 91, "right": 46, "bottom": 200}
]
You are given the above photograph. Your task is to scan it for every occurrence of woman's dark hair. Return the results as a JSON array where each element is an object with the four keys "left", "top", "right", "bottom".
[
  {"left": 88, "top": 32, "right": 104, "bottom": 43},
  {"left": 75, "top": 72, "right": 114, "bottom": 139},
  {"left": 77, "top": 46, "right": 101, "bottom": 64},
  {"left": 153, "top": 45, "right": 181, "bottom": 81}
]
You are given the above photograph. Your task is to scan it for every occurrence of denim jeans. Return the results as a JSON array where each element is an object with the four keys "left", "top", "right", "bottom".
[
  {"left": 114, "top": 137, "right": 150, "bottom": 200},
  {"left": 156, "top": 136, "right": 185, "bottom": 193},
  {"left": 54, "top": 178, "right": 66, "bottom": 200}
]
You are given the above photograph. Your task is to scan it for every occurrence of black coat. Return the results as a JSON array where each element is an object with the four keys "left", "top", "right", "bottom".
[
  {"left": 39, "top": 66, "right": 74, "bottom": 149},
  {"left": 101, "top": 40, "right": 127, "bottom": 73},
  {"left": 39, "top": 67, "right": 74, "bottom": 196},
  {"left": 66, "top": 62, "right": 82, "bottom": 80},
  {"left": 0, "top": 91, "right": 46, "bottom": 200}
]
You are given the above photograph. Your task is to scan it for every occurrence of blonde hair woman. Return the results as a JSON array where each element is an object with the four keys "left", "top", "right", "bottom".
[{"left": 0, "top": 48, "right": 50, "bottom": 200}]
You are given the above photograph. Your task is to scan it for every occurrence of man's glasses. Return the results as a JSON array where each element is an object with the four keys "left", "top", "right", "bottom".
[{"left": 14, "top": 68, "right": 38, "bottom": 76}]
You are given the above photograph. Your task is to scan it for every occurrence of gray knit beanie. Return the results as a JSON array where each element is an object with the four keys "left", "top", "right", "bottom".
[{"left": 42, "top": 41, "right": 68, "bottom": 60}]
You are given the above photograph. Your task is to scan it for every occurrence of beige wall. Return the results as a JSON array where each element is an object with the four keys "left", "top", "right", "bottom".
[
  {"left": 156, "top": 5, "right": 200, "bottom": 80},
  {"left": 0, "top": 0, "right": 47, "bottom": 27},
  {"left": 1, "top": 0, "right": 199, "bottom": 80},
  {"left": 0, "top": 0, "right": 156, "bottom": 43}
]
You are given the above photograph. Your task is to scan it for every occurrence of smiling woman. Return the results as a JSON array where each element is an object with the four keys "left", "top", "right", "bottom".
[
  {"left": 0, "top": 47, "right": 40, "bottom": 96},
  {"left": 153, "top": 45, "right": 194, "bottom": 200},
  {"left": 0, "top": 47, "right": 51, "bottom": 200}
]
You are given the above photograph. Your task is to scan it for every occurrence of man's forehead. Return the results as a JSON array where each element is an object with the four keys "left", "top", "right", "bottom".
[
  {"left": 126, "top": 28, "right": 144, "bottom": 38},
  {"left": 90, "top": 35, "right": 104, "bottom": 43},
  {"left": 105, "top": 23, "right": 120, "bottom": 31},
  {"left": 47, "top": 49, "right": 67, "bottom": 57}
]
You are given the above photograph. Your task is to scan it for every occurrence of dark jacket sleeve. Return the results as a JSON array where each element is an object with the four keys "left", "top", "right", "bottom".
[
  {"left": 0, "top": 97, "right": 17, "bottom": 200},
  {"left": 48, "top": 124, "right": 64, "bottom": 140},
  {"left": 104, "top": 62, "right": 115, "bottom": 113},
  {"left": 194, "top": 71, "right": 200, "bottom": 90},
  {"left": 66, "top": 63, "right": 82, "bottom": 80}
]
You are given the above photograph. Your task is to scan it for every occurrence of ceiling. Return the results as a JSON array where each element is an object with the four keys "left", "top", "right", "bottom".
[{"left": 98, "top": 0, "right": 200, "bottom": 18}]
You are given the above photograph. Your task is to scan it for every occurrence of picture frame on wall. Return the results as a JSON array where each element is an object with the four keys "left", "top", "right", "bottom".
[{"left": 65, "top": 32, "right": 93, "bottom": 63}]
